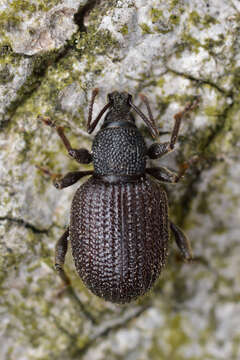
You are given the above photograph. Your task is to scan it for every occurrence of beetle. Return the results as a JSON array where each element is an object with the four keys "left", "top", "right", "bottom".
[{"left": 38, "top": 89, "right": 199, "bottom": 304}]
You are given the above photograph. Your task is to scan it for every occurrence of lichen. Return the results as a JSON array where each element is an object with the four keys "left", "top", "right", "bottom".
[
  {"left": 189, "top": 10, "right": 201, "bottom": 26},
  {"left": 9, "top": 0, "right": 61, "bottom": 13},
  {"left": 169, "top": 14, "right": 180, "bottom": 26},
  {"left": 150, "top": 8, "right": 163, "bottom": 24},
  {"left": 139, "top": 23, "right": 153, "bottom": 34},
  {"left": 119, "top": 24, "right": 129, "bottom": 35},
  {"left": 202, "top": 14, "right": 219, "bottom": 27},
  {"left": 181, "top": 33, "right": 201, "bottom": 53},
  {"left": 0, "top": 65, "right": 14, "bottom": 84}
]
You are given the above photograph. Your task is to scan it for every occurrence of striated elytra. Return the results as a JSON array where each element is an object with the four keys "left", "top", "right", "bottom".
[{"left": 38, "top": 90, "right": 199, "bottom": 304}]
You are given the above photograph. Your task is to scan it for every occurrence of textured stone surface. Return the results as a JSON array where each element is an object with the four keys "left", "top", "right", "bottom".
[{"left": 1, "top": 0, "right": 240, "bottom": 359}]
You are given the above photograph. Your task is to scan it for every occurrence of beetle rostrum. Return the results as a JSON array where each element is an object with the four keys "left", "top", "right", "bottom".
[{"left": 38, "top": 89, "right": 199, "bottom": 304}]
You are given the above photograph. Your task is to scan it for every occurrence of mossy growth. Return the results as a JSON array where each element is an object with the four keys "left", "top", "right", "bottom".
[
  {"left": 3, "top": 50, "right": 62, "bottom": 127},
  {"left": 75, "top": 27, "right": 120, "bottom": 56},
  {"left": 0, "top": 0, "right": 66, "bottom": 38},
  {"left": 148, "top": 314, "right": 190, "bottom": 360},
  {"left": 9, "top": 0, "right": 61, "bottom": 13},
  {"left": 157, "top": 77, "right": 165, "bottom": 88},
  {"left": 150, "top": 8, "right": 163, "bottom": 24},
  {"left": 150, "top": 6, "right": 181, "bottom": 34},
  {"left": 202, "top": 14, "right": 219, "bottom": 27},
  {"left": 232, "top": 66, "right": 240, "bottom": 91},
  {"left": 170, "top": 0, "right": 180, "bottom": 11},
  {"left": 189, "top": 10, "right": 201, "bottom": 26},
  {"left": 188, "top": 11, "right": 218, "bottom": 29},
  {"left": 169, "top": 14, "right": 180, "bottom": 26},
  {"left": 0, "top": 43, "right": 23, "bottom": 69},
  {"left": 139, "top": 23, "right": 153, "bottom": 34},
  {"left": 181, "top": 33, "right": 201, "bottom": 53},
  {"left": 0, "top": 11, "right": 21, "bottom": 34},
  {"left": 7, "top": 0, "right": 37, "bottom": 13},
  {"left": 0, "top": 66, "right": 14, "bottom": 84},
  {"left": 203, "top": 36, "right": 225, "bottom": 51},
  {"left": 204, "top": 106, "right": 222, "bottom": 118},
  {"left": 0, "top": 43, "right": 12, "bottom": 57},
  {"left": 119, "top": 24, "right": 128, "bottom": 35}
]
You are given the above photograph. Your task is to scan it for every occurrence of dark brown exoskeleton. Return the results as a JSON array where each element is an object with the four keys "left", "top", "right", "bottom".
[{"left": 38, "top": 90, "right": 199, "bottom": 304}]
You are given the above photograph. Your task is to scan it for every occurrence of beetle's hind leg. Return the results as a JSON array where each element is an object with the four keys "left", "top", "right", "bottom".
[
  {"left": 55, "top": 227, "right": 71, "bottom": 286},
  {"left": 55, "top": 228, "right": 96, "bottom": 323},
  {"left": 170, "top": 221, "right": 193, "bottom": 261},
  {"left": 36, "top": 166, "right": 93, "bottom": 189},
  {"left": 38, "top": 116, "right": 92, "bottom": 164}
]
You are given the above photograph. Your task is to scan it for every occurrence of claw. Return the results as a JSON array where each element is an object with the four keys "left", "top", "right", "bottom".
[
  {"left": 35, "top": 165, "right": 61, "bottom": 186},
  {"left": 37, "top": 115, "right": 56, "bottom": 128}
]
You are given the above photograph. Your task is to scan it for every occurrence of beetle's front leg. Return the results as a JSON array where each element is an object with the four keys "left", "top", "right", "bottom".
[
  {"left": 170, "top": 221, "right": 193, "bottom": 261},
  {"left": 147, "top": 97, "right": 200, "bottom": 159},
  {"left": 38, "top": 116, "right": 92, "bottom": 164},
  {"left": 36, "top": 166, "right": 93, "bottom": 189}
]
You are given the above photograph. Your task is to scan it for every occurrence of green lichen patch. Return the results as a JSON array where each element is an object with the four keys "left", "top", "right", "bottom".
[
  {"left": 188, "top": 11, "right": 219, "bottom": 29},
  {"left": 202, "top": 14, "right": 219, "bottom": 28},
  {"left": 157, "top": 77, "right": 165, "bottom": 88},
  {"left": 8, "top": 0, "right": 37, "bottom": 13},
  {"left": 181, "top": 33, "right": 202, "bottom": 53},
  {"left": 170, "top": 0, "right": 181, "bottom": 11},
  {"left": 189, "top": 10, "right": 201, "bottom": 26},
  {"left": 119, "top": 24, "right": 129, "bottom": 35},
  {"left": 150, "top": 8, "right": 163, "bottom": 24},
  {"left": 0, "top": 65, "right": 14, "bottom": 84},
  {"left": 0, "top": 10, "right": 21, "bottom": 34},
  {"left": 149, "top": 5, "right": 181, "bottom": 34},
  {"left": 75, "top": 27, "right": 120, "bottom": 56},
  {"left": 203, "top": 36, "right": 225, "bottom": 52},
  {"left": 148, "top": 314, "right": 190, "bottom": 359},
  {"left": 231, "top": 66, "right": 240, "bottom": 93},
  {"left": 139, "top": 23, "right": 153, "bottom": 35},
  {"left": 9, "top": 0, "right": 62, "bottom": 14},
  {"left": 169, "top": 14, "right": 180, "bottom": 26}
]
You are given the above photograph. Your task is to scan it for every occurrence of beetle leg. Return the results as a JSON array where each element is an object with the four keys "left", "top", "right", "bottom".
[
  {"left": 147, "top": 155, "right": 200, "bottom": 183},
  {"left": 36, "top": 166, "right": 93, "bottom": 189},
  {"left": 147, "top": 142, "right": 173, "bottom": 159},
  {"left": 147, "top": 96, "right": 200, "bottom": 159},
  {"left": 169, "top": 97, "right": 200, "bottom": 150},
  {"left": 55, "top": 227, "right": 97, "bottom": 323},
  {"left": 52, "top": 170, "right": 93, "bottom": 189},
  {"left": 38, "top": 116, "right": 92, "bottom": 164},
  {"left": 55, "top": 227, "right": 71, "bottom": 286},
  {"left": 147, "top": 163, "right": 189, "bottom": 183},
  {"left": 170, "top": 221, "right": 193, "bottom": 261}
]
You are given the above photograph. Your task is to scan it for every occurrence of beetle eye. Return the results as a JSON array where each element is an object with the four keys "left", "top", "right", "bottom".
[
  {"left": 107, "top": 93, "right": 113, "bottom": 102},
  {"left": 127, "top": 94, "right": 132, "bottom": 103}
]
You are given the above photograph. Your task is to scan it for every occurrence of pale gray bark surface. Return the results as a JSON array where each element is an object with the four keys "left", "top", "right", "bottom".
[{"left": 0, "top": 0, "right": 240, "bottom": 359}]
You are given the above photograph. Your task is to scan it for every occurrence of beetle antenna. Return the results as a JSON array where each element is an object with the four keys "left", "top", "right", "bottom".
[
  {"left": 88, "top": 102, "right": 111, "bottom": 134},
  {"left": 129, "top": 101, "right": 158, "bottom": 138},
  {"left": 87, "top": 88, "right": 111, "bottom": 134}
]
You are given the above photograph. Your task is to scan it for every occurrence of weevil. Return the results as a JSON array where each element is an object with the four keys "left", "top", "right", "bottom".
[{"left": 38, "top": 89, "right": 199, "bottom": 304}]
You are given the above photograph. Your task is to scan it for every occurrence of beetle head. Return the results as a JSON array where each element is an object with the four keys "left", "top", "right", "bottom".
[{"left": 108, "top": 91, "right": 132, "bottom": 113}]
